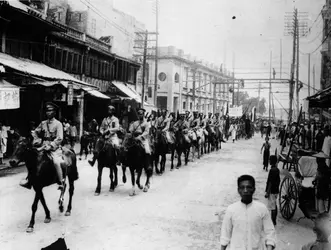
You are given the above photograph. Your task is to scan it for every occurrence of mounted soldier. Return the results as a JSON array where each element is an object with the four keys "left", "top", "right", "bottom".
[
  {"left": 88, "top": 105, "right": 120, "bottom": 167},
  {"left": 19, "top": 102, "right": 69, "bottom": 190},
  {"left": 128, "top": 108, "right": 152, "bottom": 155},
  {"left": 207, "top": 112, "right": 215, "bottom": 135},
  {"left": 173, "top": 112, "right": 190, "bottom": 143},
  {"left": 156, "top": 109, "right": 175, "bottom": 145}
]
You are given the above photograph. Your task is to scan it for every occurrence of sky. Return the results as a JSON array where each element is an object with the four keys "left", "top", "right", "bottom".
[{"left": 110, "top": 0, "right": 325, "bottom": 116}]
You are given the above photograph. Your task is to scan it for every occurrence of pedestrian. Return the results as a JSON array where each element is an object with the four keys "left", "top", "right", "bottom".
[
  {"left": 69, "top": 121, "right": 78, "bottom": 149},
  {"left": 220, "top": 175, "right": 276, "bottom": 250},
  {"left": 312, "top": 152, "right": 331, "bottom": 213},
  {"left": 307, "top": 124, "right": 312, "bottom": 150},
  {"left": 316, "top": 128, "right": 325, "bottom": 152},
  {"left": 265, "top": 154, "right": 280, "bottom": 226},
  {"left": 229, "top": 122, "right": 237, "bottom": 143},
  {"left": 261, "top": 136, "right": 271, "bottom": 171},
  {"left": 301, "top": 212, "right": 331, "bottom": 250}
]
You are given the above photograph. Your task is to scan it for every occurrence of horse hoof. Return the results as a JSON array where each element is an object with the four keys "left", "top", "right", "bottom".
[
  {"left": 138, "top": 185, "right": 143, "bottom": 190},
  {"left": 129, "top": 191, "right": 136, "bottom": 196},
  {"left": 65, "top": 211, "right": 71, "bottom": 216},
  {"left": 176, "top": 166, "right": 180, "bottom": 169},
  {"left": 94, "top": 192, "right": 100, "bottom": 196},
  {"left": 122, "top": 176, "right": 127, "bottom": 183},
  {"left": 170, "top": 168, "right": 174, "bottom": 171},
  {"left": 143, "top": 186, "right": 149, "bottom": 192},
  {"left": 59, "top": 206, "right": 64, "bottom": 213},
  {"left": 44, "top": 218, "right": 51, "bottom": 223},
  {"left": 109, "top": 188, "right": 114, "bottom": 192},
  {"left": 26, "top": 227, "right": 34, "bottom": 233}
]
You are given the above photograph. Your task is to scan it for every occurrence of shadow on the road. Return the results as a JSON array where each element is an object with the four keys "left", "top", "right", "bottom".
[{"left": 0, "top": 166, "right": 25, "bottom": 178}]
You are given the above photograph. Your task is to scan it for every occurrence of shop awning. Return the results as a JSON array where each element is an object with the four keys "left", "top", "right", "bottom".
[
  {"left": 83, "top": 88, "right": 110, "bottom": 99},
  {"left": 0, "top": 79, "right": 20, "bottom": 110},
  {"left": 34, "top": 81, "right": 81, "bottom": 90},
  {"left": 0, "top": 52, "right": 96, "bottom": 89},
  {"left": 306, "top": 85, "right": 331, "bottom": 108},
  {"left": 111, "top": 81, "right": 141, "bottom": 102}
]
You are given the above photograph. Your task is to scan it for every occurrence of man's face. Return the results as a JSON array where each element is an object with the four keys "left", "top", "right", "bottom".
[
  {"left": 108, "top": 108, "right": 114, "bottom": 116},
  {"left": 180, "top": 115, "right": 185, "bottom": 120},
  {"left": 238, "top": 180, "right": 255, "bottom": 201},
  {"left": 138, "top": 112, "right": 144, "bottom": 120},
  {"left": 46, "top": 110, "right": 55, "bottom": 119}
]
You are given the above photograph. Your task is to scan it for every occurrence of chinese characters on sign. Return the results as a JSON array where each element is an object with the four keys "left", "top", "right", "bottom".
[
  {"left": 0, "top": 88, "right": 20, "bottom": 110},
  {"left": 67, "top": 82, "right": 73, "bottom": 106}
]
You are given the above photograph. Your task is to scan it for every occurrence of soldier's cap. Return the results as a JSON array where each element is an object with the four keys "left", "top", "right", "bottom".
[
  {"left": 45, "top": 102, "right": 58, "bottom": 111},
  {"left": 137, "top": 108, "right": 146, "bottom": 114},
  {"left": 185, "top": 111, "right": 190, "bottom": 114},
  {"left": 108, "top": 105, "right": 115, "bottom": 110},
  {"left": 161, "top": 108, "right": 167, "bottom": 112},
  {"left": 208, "top": 112, "right": 212, "bottom": 115}
]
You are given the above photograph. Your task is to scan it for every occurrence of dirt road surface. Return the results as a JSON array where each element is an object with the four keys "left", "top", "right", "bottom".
[{"left": 0, "top": 135, "right": 315, "bottom": 249}]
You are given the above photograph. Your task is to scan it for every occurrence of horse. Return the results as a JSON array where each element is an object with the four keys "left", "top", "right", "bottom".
[
  {"left": 205, "top": 125, "right": 216, "bottom": 153},
  {"left": 93, "top": 136, "right": 118, "bottom": 196},
  {"left": 151, "top": 127, "right": 176, "bottom": 173},
  {"left": 120, "top": 134, "right": 153, "bottom": 196},
  {"left": 214, "top": 125, "right": 222, "bottom": 151},
  {"left": 174, "top": 129, "right": 191, "bottom": 167},
  {"left": 195, "top": 128, "right": 205, "bottom": 158},
  {"left": 11, "top": 136, "right": 78, "bottom": 233}
]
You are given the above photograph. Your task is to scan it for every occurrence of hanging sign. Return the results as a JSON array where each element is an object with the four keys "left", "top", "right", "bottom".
[
  {"left": 229, "top": 105, "right": 243, "bottom": 117},
  {"left": 67, "top": 82, "right": 74, "bottom": 106},
  {"left": 0, "top": 88, "right": 20, "bottom": 110}
]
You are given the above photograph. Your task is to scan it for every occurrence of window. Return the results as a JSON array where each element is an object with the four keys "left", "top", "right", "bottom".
[
  {"left": 158, "top": 72, "right": 166, "bottom": 81},
  {"left": 73, "top": 54, "right": 78, "bottom": 73},
  {"left": 62, "top": 50, "right": 67, "bottom": 71},
  {"left": 174, "top": 73, "right": 179, "bottom": 83},
  {"left": 77, "top": 55, "right": 82, "bottom": 74},
  {"left": 67, "top": 52, "right": 73, "bottom": 72},
  {"left": 183, "top": 101, "right": 186, "bottom": 110},
  {"left": 148, "top": 87, "right": 152, "bottom": 97},
  {"left": 190, "top": 102, "right": 193, "bottom": 110},
  {"left": 55, "top": 49, "right": 62, "bottom": 69},
  {"left": 78, "top": 13, "right": 82, "bottom": 22},
  {"left": 67, "top": 12, "right": 71, "bottom": 22}
]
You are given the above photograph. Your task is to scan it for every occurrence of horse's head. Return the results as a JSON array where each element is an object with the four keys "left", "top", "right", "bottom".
[{"left": 11, "top": 136, "right": 32, "bottom": 162}]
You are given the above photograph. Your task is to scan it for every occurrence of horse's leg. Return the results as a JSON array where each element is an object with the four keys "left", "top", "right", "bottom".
[
  {"left": 122, "top": 165, "right": 127, "bottom": 183},
  {"left": 129, "top": 166, "right": 136, "bottom": 196},
  {"left": 154, "top": 153, "right": 160, "bottom": 175},
  {"left": 143, "top": 155, "right": 153, "bottom": 192},
  {"left": 176, "top": 148, "right": 182, "bottom": 168},
  {"left": 136, "top": 165, "right": 143, "bottom": 190},
  {"left": 185, "top": 147, "right": 189, "bottom": 165},
  {"left": 27, "top": 191, "right": 40, "bottom": 233},
  {"left": 109, "top": 166, "right": 115, "bottom": 192},
  {"left": 114, "top": 165, "right": 118, "bottom": 187},
  {"left": 94, "top": 163, "right": 103, "bottom": 196},
  {"left": 170, "top": 148, "right": 175, "bottom": 171},
  {"left": 161, "top": 154, "right": 166, "bottom": 173},
  {"left": 39, "top": 191, "right": 51, "bottom": 223},
  {"left": 65, "top": 180, "right": 74, "bottom": 216}
]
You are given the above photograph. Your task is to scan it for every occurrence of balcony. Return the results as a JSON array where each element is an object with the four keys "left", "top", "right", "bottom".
[{"left": 51, "top": 22, "right": 113, "bottom": 54}]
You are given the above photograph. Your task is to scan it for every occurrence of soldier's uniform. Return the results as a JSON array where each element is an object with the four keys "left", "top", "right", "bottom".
[
  {"left": 99, "top": 115, "right": 120, "bottom": 148},
  {"left": 20, "top": 102, "right": 69, "bottom": 190},
  {"left": 156, "top": 111, "right": 174, "bottom": 144},
  {"left": 129, "top": 109, "right": 152, "bottom": 154},
  {"left": 173, "top": 114, "right": 190, "bottom": 143}
]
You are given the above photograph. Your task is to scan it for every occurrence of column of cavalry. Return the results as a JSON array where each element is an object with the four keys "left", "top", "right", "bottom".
[{"left": 10, "top": 103, "right": 226, "bottom": 233}]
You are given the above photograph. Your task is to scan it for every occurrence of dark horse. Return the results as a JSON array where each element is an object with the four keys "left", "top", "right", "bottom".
[
  {"left": 174, "top": 129, "right": 191, "bottom": 167},
  {"left": 151, "top": 127, "right": 176, "bottom": 173},
  {"left": 120, "top": 134, "right": 153, "bottom": 196},
  {"left": 12, "top": 136, "right": 78, "bottom": 233},
  {"left": 93, "top": 137, "right": 118, "bottom": 196},
  {"left": 79, "top": 131, "right": 96, "bottom": 160}
]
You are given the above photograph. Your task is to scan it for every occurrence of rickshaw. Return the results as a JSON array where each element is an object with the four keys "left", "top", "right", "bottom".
[{"left": 279, "top": 149, "right": 331, "bottom": 221}]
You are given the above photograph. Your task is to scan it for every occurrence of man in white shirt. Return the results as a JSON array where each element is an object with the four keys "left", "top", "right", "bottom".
[
  {"left": 220, "top": 175, "right": 276, "bottom": 250},
  {"left": 322, "top": 126, "right": 331, "bottom": 167}
]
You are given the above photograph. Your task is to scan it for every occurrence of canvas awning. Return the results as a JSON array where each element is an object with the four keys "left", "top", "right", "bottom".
[
  {"left": 306, "top": 85, "right": 331, "bottom": 108},
  {"left": 0, "top": 79, "right": 20, "bottom": 110},
  {"left": 0, "top": 52, "right": 96, "bottom": 89},
  {"left": 111, "top": 81, "right": 141, "bottom": 102},
  {"left": 82, "top": 88, "right": 110, "bottom": 99}
]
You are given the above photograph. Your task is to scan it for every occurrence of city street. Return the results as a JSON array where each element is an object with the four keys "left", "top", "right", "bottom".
[{"left": 0, "top": 135, "right": 316, "bottom": 249}]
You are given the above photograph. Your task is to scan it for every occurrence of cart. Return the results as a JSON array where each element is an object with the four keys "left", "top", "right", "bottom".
[{"left": 279, "top": 153, "right": 331, "bottom": 221}]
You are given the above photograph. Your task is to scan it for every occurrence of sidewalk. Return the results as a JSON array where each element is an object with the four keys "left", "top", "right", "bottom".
[{"left": 0, "top": 143, "right": 82, "bottom": 172}]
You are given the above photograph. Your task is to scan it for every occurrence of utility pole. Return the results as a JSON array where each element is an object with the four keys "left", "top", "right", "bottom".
[
  {"left": 279, "top": 39, "right": 283, "bottom": 79},
  {"left": 141, "top": 30, "right": 148, "bottom": 108},
  {"left": 269, "top": 51, "right": 272, "bottom": 123},
  {"left": 192, "top": 69, "right": 197, "bottom": 111},
  {"left": 308, "top": 53, "right": 311, "bottom": 97},
  {"left": 257, "top": 81, "right": 261, "bottom": 115},
  {"left": 313, "top": 64, "right": 316, "bottom": 94},
  {"left": 296, "top": 21, "right": 300, "bottom": 119},
  {"left": 232, "top": 51, "right": 235, "bottom": 107},
  {"left": 153, "top": 0, "right": 159, "bottom": 107}
]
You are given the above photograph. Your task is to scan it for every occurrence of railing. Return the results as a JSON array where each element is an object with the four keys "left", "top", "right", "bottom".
[
  {"left": 86, "top": 34, "right": 112, "bottom": 53},
  {"left": 51, "top": 22, "right": 113, "bottom": 54}
]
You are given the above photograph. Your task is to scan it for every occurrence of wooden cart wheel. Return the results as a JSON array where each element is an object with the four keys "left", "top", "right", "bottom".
[{"left": 279, "top": 175, "right": 298, "bottom": 220}]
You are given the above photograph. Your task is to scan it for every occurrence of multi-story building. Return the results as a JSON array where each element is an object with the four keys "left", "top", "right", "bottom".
[
  {"left": 321, "top": 0, "right": 331, "bottom": 90},
  {"left": 147, "top": 46, "right": 232, "bottom": 114},
  {"left": 0, "top": 0, "right": 144, "bottom": 137}
]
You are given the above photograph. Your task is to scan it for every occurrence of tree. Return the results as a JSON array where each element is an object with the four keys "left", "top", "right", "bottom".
[{"left": 236, "top": 91, "right": 267, "bottom": 115}]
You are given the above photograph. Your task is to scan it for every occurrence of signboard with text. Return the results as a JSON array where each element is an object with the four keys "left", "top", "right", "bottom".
[
  {"left": 67, "top": 82, "right": 73, "bottom": 106},
  {"left": 0, "top": 88, "right": 20, "bottom": 110},
  {"left": 229, "top": 105, "right": 243, "bottom": 117}
]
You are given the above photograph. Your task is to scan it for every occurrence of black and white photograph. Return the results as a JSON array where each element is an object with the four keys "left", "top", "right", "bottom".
[{"left": 0, "top": 0, "right": 330, "bottom": 249}]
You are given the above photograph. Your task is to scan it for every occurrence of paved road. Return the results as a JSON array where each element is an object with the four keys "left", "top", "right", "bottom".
[{"left": 0, "top": 135, "right": 315, "bottom": 249}]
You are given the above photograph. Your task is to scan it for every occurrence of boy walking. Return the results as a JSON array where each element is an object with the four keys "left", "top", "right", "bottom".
[
  {"left": 265, "top": 154, "right": 280, "bottom": 226},
  {"left": 261, "top": 136, "right": 271, "bottom": 171}
]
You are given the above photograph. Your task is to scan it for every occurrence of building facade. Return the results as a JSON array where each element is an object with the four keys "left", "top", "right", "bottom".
[
  {"left": 321, "top": 0, "right": 331, "bottom": 90},
  {"left": 147, "top": 46, "right": 232, "bottom": 114}
]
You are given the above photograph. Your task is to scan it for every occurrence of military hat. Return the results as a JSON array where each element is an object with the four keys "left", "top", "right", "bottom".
[
  {"left": 45, "top": 102, "right": 58, "bottom": 111},
  {"left": 137, "top": 108, "right": 146, "bottom": 115},
  {"left": 108, "top": 105, "right": 115, "bottom": 110}
]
